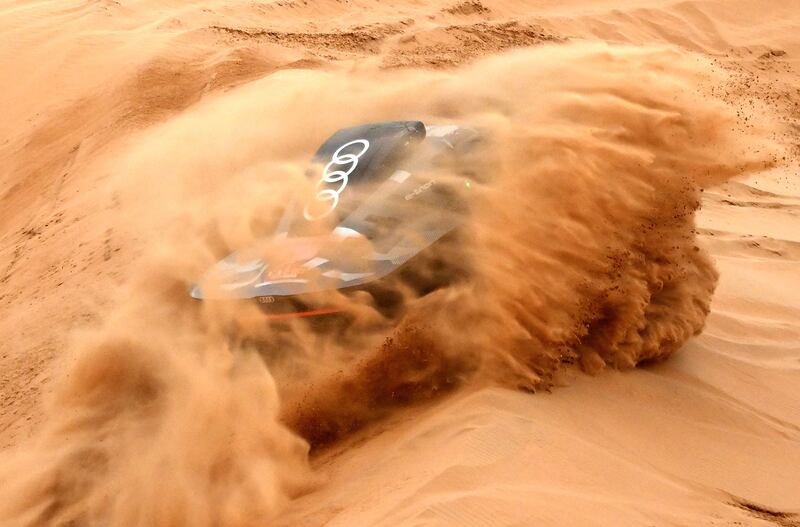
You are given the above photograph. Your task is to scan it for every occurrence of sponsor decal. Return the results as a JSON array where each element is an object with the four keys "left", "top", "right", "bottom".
[
  {"left": 266, "top": 263, "right": 302, "bottom": 280},
  {"left": 303, "top": 139, "right": 370, "bottom": 221},
  {"left": 405, "top": 180, "right": 435, "bottom": 200}
]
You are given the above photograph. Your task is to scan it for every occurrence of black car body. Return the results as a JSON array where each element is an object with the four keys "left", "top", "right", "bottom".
[{"left": 191, "top": 120, "right": 482, "bottom": 320}]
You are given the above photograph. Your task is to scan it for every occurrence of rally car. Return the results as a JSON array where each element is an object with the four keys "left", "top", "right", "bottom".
[{"left": 191, "top": 120, "right": 483, "bottom": 321}]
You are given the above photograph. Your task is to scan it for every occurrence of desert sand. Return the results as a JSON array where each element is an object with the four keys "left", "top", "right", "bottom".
[{"left": 0, "top": 0, "right": 798, "bottom": 526}]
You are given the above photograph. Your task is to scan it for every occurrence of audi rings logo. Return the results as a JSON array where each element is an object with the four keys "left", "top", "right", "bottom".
[{"left": 303, "top": 139, "right": 370, "bottom": 221}]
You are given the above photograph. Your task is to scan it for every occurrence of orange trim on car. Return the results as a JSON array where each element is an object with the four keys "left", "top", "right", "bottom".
[{"left": 263, "top": 308, "right": 344, "bottom": 320}]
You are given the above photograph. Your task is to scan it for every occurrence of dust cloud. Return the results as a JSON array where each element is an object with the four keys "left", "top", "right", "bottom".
[{"left": 0, "top": 42, "right": 772, "bottom": 526}]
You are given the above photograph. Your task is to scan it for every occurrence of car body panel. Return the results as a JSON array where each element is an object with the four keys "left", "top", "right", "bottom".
[{"left": 191, "top": 121, "right": 480, "bottom": 314}]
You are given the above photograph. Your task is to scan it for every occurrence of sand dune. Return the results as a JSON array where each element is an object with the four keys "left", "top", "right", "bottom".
[{"left": 1, "top": 0, "right": 799, "bottom": 526}]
